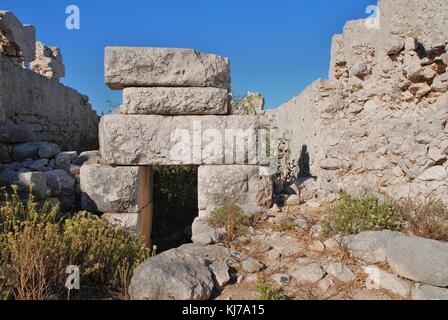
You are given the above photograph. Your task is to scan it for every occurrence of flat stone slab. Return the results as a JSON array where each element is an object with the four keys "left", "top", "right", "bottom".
[
  {"left": 80, "top": 164, "right": 139, "bottom": 213},
  {"left": 99, "top": 114, "right": 266, "bottom": 165},
  {"left": 119, "top": 87, "right": 229, "bottom": 115},
  {"left": 105, "top": 47, "right": 231, "bottom": 90},
  {"left": 198, "top": 165, "right": 274, "bottom": 216},
  {"left": 385, "top": 235, "right": 448, "bottom": 287}
]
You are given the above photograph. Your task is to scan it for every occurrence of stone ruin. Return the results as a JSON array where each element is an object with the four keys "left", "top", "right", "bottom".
[
  {"left": 0, "top": 0, "right": 448, "bottom": 301},
  {"left": 80, "top": 47, "right": 275, "bottom": 245},
  {"left": 269, "top": 0, "right": 448, "bottom": 207},
  {"left": 0, "top": 11, "right": 98, "bottom": 151},
  {"left": 0, "top": 11, "right": 98, "bottom": 211}
]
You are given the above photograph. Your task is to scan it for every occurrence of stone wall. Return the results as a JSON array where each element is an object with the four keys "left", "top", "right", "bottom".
[
  {"left": 0, "top": 56, "right": 99, "bottom": 151},
  {"left": 270, "top": 0, "right": 448, "bottom": 204},
  {"left": 0, "top": 11, "right": 98, "bottom": 152}
]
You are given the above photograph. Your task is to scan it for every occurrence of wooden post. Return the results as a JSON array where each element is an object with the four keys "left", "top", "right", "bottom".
[{"left": 137, "top": 166, "right": 154, "bottom": 248}]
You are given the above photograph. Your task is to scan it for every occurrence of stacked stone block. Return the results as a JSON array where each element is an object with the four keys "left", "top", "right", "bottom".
[{"left": 82, "top": 47, "right": 274, "bottom": 237}]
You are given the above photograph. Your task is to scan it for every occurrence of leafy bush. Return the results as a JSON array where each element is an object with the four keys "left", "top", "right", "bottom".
[
  {"left": 0, "top": 189, "right": 147, "bottom": 300},
  {"left": 256, "top": 281, "right": 285, "bottom": 300},
  {"left": 400, "top": 199, "right": 448, "bottom": 242},
  {"left": 208, "top": 204, "right": 258, "bottom": 241},
  {"left": 322, "top": 192, "right": 403, "bottom": 237}
]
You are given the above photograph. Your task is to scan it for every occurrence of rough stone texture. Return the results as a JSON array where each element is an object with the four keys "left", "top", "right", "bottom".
[
  {"left": 241, "top": 257, "right": 264, "bottom": 273},
  {"left": 191, "top": 217, "right": 224, "bottom": 245},
  {"left": 178, "top": 244, "right": 232, "bottom": 265},
  {"left": 44, "top": 169, "right": 75, "bottom": 196},
  {"left": 0, "top": 141, "right": 89, "bottom": 210},
  {"left": 210, "top": 262, "right": 230, "bottom": 288},
  {"left": 38, "top": 142, "right": 60, "bottom": 158},
  {"left": 345, "top": 230, "right": 402, "bottom": 263},
  {"left": 80, "top": 164, "right": 139, "bottom": 214},
  {"left": 379, "top": 0, "right": 448, "bottom": 50},
  {"left": 17, "top": 171, "right": 49, "bottom": 199},
  {"left": 120, "top": 87, "right": 229, "bottom": 115},
  {"left": 99, "top": 114, "right": 262, "bottom": 166},
  {"left": 0, "top": 56, "right": 99, "bottom": 151},
  {"left": 272, "top": 273, "right": 291, "bottom": 286},
  {"left": 105, "top": 47, "right": 231, "bottom": 90},
  {"left": 269, "top": 0, "right": 448, "bottom": 205},
  {"left": 0, "top": 11, "right": 35, "bottom": 65},
  {"left": 129, "top": 248, "right": 214, "bottom": 300},
  {"left": 198, "top": 165, "right": 274, "bottom": 216},
  {"left": 291, "top": 263, "right": 326, "bottom": 283},
  {"left": 0, "top": 123, "right": 32, "bottom": 143},
  {"left": 13, "top": 142, "right": 40, "bottom": 161},
  {"left": 385, "top": 235, "right": 448, "bottom": 287},
  {"left": 72, "top": 151, "right": 99, "bottom": 166},
  {"left": 411, "top": 284, "right": 448, "bottom": 300},
  {"left": 102, "top": 213, "right": 138, "bottom": 235},
  {"left": 31, "top": 41, "right": 65, "bottom": 80},
  {"left": 325, "top": 263, "right": 356, "bottom": 282},
  {"left": 363, "top": 266, "right": 412, "bottom": 298}
]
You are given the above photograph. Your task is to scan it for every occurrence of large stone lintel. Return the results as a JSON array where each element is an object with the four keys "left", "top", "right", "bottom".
[
  {"left": 99, "top": 114, "right": 271, "bottom": 166},
  {"left": 120, "top": 87, "right": 229, "bottom": 115},
  {"left": 105, "top": 47, "right": 231, "bottom": 90}
]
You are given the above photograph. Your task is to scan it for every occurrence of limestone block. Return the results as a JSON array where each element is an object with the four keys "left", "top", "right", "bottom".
[
  {"left": 80, "top": 164, "right": 139, "bottom": 213},
  {"left": 197, "top": 165, "right": 274, "bottom": 216},
  {"left": 385, "top": 235, "right": 448, "bottom": 287},
  {"left": 120, "top": 87, "right": 229, "bottom": 115},
  {"left": 129, "top": 248, "right": 214, "bottom": 300},
  {"left": 99, "top": 114, "right": 266, "bottom": 166},
  {"left": 31, "top": 41, "right": 65, "bottom": 80},
  {"left": 105, "top": 47, "right": 230, "bottom": 90}
]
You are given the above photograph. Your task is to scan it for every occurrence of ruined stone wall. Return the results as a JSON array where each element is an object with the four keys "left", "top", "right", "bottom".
[
  {"left": 0, "top": 56, "right": 99, "bottom": 151},
  {"left": 271, "top": 0, "right": 448, "bottom": 204},
  {"left": 0, "top": 11, "right": 99, "bottom": 152}
]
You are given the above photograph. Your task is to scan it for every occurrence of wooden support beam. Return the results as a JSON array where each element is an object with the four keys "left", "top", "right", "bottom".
[{"left": 137, "top": 166, "right": 154, "bottom": 248}]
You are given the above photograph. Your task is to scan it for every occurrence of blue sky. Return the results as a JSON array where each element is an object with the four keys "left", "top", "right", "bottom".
[{"left": 2, "top": 0, "right": 375, "bottom": 114}]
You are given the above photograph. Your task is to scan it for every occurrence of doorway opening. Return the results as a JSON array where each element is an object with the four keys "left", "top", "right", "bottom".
[{"left": 151, "top": 165, "right": 198, "bottom": 252}]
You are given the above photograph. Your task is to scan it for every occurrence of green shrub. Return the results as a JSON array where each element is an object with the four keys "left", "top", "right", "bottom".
[
  {"left": 322, "top": 192, "right": 403, "bottom": 237},
  {"left": 0, "top": 189, "right": 147, "bottom": 300},
  {"left": 256, "top": 281, "right": 285, "bottom": 300},
  {"left": 208, "top": 204, "right": 258, "bottom": 241}
]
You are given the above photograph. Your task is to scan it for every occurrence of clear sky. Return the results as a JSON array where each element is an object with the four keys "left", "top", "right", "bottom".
[{"left": 2, "top": 0, "right": 375, "bottom": 114}]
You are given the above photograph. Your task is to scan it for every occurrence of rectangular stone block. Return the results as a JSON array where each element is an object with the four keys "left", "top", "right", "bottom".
[
  {"left": 120, "top": 87, "right": 229, "bottom": 115},
  {"left": 105, "top": 47, "right": 231, "bottom": 90},
  {"left": 99, "top": 114, "right": 268, "bottom": 166},
  {"left": 80, "top": 164, "right": 139, "bottom": 213},
  {"left": 197, "top": 165, "right": 274, "bottom": 217}
]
